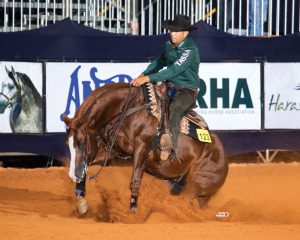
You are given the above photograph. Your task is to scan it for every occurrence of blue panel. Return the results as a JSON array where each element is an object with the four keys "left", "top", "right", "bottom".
[{"left": 0, "top": 18, "right": 299, "bottom": 62}]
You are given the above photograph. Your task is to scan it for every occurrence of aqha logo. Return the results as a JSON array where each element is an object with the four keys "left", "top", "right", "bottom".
[{"left": 61, "top": 65, "right": 132, "bottom": 120}]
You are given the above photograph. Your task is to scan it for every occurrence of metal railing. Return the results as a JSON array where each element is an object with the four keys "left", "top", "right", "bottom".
[{"left": 0, "top": 0, "right": 299, "bottom": 36}]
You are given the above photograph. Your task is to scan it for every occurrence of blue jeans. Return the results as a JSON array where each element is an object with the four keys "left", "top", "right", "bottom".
[{"left": 249, "top": 0, "right": 268, "bottom": 36}]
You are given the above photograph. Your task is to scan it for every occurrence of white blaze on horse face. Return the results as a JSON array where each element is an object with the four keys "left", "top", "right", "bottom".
[{"left": 68, "top": 135, "right": 77, "bottom": 182}]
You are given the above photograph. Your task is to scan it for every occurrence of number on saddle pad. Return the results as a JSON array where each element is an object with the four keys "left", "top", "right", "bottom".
[{"left": 196, "top": 129, "right": 212, "bottom": 143}]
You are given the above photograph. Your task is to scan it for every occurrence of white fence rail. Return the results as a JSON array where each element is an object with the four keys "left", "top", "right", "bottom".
[{"left": 0, "top": 0, "right": 299, "bottom": 36}]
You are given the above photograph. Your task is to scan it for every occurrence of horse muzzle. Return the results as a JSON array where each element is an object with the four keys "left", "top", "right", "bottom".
[
  {"left": 0, "top": 99, "right": 9, "bottom": 114},
  {"left": 69, "top": 164, "right": 87, "bottom": 183},
  {"left": 0, "top": 105, "right": 8, "bottom": 114}
]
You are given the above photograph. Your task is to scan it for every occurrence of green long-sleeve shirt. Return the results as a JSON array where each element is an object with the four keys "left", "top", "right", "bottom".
[{"left": 143, "top": 36, "right": 200, "bottom": 89}]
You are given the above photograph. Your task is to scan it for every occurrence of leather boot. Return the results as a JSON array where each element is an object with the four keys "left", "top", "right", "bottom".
[{"left": 159, "top": 133, "right": 172, "bottom": 161}]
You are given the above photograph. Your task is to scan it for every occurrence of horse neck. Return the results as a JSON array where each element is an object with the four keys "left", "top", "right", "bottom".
[
  {"left": 20, "top": 86, "right": 40, "bottom": 114},
  {"left": 18, "top": 73, "right": 42, "bottom": 104},
  {"left": 19, "top": 75, "right": 42, "bottom": 113},
  {"left": 70, "top": 84, "right": 142, "bottom": 134},
  {"left": 87, "top": 86, "right": 141, "bottom": 130}
]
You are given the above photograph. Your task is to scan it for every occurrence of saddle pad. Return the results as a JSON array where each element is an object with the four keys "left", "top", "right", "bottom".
[
  {"left": 142, "top": 83, "right": 161, "bottom": 120},
  {"left": 142, "top": 83, "right": 210, "bottom": 142}
]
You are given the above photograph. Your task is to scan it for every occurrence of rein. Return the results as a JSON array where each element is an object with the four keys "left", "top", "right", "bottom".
[
  {"left": 0, "top": 91, "right": 19, "bottom": 109},
  {"left": 88, "top": 85, "right": 141, "bottom": 180}
]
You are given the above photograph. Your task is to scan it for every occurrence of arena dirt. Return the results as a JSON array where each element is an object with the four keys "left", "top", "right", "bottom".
[{"left": 0, "top": 161, "right": 300, "bottom": 240}]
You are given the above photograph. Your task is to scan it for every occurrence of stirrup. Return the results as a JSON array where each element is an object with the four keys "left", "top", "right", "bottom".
[{"left": 159, "top": 133, "right": 172, "bottom": 161}]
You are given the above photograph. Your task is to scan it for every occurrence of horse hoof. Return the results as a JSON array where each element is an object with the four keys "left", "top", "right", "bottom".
[
  {"left": 130, "top": 195, "right": 138, "bottom": 212},
  {"left": 169, "top": 176, "right": 186, "bottom": 195},
  {"left": 130, "top": 206, "right": 137, "bottom": 213},
  {"left": 198, "top": 195, "right": 210, "bottom": 208},
  {"left": 76, "top": 196, "right": 88, "bottom": 217},
  {"left": 170, "top": 183, "right": 184, "bottom": 195}
]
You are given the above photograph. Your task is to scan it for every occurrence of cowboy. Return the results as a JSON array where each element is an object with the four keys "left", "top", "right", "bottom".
[{"left": 131, "top": 14, "right": 200, "bottom": 160}]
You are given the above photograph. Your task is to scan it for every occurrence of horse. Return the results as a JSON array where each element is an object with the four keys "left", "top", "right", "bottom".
[
  {"left": 0, "top": 66, "right": 42, "bottom": 133},
  {"left": 63, "top": 82, "right": 228, "bottom": 215}
]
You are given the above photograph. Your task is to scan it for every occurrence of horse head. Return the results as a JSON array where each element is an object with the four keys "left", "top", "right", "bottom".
[
  {"left": 0, "top": 66, "right": 21, "bottom": 114},
  {"left": 63, "top": 115, "right": 98, "bottom": 183}
]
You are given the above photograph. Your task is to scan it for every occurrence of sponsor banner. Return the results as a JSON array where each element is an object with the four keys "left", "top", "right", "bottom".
[
  {"left": 196, "top": 63, "right": 261, "bottom": 130},
  {"left": 0, "top": 62, "right": 43, "bottom": 133},
  {"left": 265, "top": 63, "right": 300, "bottom": 129},
  {"left": 46, "top": 62, "right": 148, "bottom": 132},
  {"left": 46, "top": 62, "right": 261, "bottom": 132}
]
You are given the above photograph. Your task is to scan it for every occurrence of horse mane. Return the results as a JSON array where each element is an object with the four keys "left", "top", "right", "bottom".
[
  {"left": 70, "top": 82, "right": 131, "bottom": 129},
  {"left": 16, "top": 72, "right": 42, "bottom": 104}
]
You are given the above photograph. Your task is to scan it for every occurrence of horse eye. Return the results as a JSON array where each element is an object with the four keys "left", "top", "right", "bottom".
[
  {"left": 8, "top": 84, "right": 14, "bottom": 90},
  {"left": 79, "top": 142, "right": 86, "bottom": 149}
]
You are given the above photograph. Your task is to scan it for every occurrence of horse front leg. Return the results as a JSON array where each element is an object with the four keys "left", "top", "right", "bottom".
[
  {"left": 130, "top": 142, "right": 149, "bottom": 212},
  {"left": 75, "top": 176, "right": 89, "bottom": 217}
]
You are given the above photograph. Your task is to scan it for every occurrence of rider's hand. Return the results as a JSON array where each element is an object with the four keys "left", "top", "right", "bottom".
[{"left": 131, "top": 75, "right": 150, "bottom": 87}]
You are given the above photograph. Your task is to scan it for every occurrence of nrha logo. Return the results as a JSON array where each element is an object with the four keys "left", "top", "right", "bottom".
[{"left": 215, "top": 211, "right": 230, "bottom": 218}]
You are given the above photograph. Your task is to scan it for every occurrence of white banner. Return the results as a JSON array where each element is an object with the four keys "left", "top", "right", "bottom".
[
  {"left": 46, "top": 62, "right": 148, "bottom": 132},
  {"left": 265, "top": 63, "right": 300, "bottom": 129},
  {"left": 0, "top": 62, "right": 43, "bottom": 133},
  {"left": 196, "top": 63, "right": 261, "bottom": 130},
  {"left": 46, "top": 62, "right": 261, "bottom": 132}
]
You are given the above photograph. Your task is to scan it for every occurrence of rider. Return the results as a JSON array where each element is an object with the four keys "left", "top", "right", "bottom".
[{"left": 131, "top": 14, "right": 200, "bottom": 159}]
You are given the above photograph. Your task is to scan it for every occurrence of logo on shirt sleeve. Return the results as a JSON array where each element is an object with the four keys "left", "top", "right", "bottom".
[{"left": 175, "top": 49, "right": 191, "bottom": 66}]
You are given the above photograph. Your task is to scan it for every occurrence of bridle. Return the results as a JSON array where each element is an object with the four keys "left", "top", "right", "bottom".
[
  {"left": 0, "top": 75, "right": 22, "bottom": 111},
  {"left": 77, "top": 140, "right": 88, "bottom": 183}
]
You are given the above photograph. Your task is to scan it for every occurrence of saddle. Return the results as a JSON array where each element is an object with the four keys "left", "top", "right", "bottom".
[{"left": 142, "top": 83, "right": 209, "bottom": 161}]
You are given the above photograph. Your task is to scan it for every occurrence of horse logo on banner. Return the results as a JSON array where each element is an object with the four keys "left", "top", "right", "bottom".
[
  {"left": 0, "top": 66, "right": 42, "bottom": 133},
  {"left": 61, "top": 65, "right": 132, "bottom": 121}
]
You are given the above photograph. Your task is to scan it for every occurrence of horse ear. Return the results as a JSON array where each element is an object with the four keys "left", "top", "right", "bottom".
[
  {"left": 5, "top": 66, "right": 10, "bottom": 75},
  {"left": 5, "top": 66, "right": 14, "bottom": 82},
  {"left": 63, "top": 115, "right": 71, "bottom": 125},
  {"left": 63, "top": 114, "right": 71, "bottom": 126},
  {"left": 6, "top": 66, "right": 21, "bottom": 90},
  {"left": 11, "top": 67, "right": 22, "bottom": 90},
  {"left": 11, "top": 66, "right": 16, "bottom": 77}
]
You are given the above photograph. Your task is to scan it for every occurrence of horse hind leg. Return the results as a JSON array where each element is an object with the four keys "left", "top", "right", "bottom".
[
  {"left": 188, "top": 133, "right": 228, "bottom": 208},
  {"left": 169, "top": 175, "right": 187, "bottom": 195},
  {"left": 198, "top": 195, "right": 211, "bottom": 208}
]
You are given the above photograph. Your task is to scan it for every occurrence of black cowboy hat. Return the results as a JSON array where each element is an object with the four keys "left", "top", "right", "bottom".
[{"left": 162, "top": 14, "right": 197, "bottom": 32}]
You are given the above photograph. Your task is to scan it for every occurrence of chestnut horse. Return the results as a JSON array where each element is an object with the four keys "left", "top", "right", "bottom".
[{"left": 63, "top": 83, "right": 228, "bottom": 214}]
